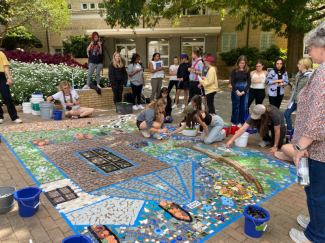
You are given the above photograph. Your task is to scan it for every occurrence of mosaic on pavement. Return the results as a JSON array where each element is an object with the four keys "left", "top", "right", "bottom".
[{"left": 0, "top": 116, "right": 297, "bottom": 243}]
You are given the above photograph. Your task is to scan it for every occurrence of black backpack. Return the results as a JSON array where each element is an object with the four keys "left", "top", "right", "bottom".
[
  {"left": 124, "top": 92, "right": 132, "bottom": 103},
  {"left": 90, "top": 81, "right": 101, "bottom": 95}
]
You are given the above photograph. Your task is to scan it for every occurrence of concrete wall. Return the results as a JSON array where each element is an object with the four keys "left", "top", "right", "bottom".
[
  {"left": 136, "top": 37, "right": 147, "bottom": 68},
  {"left": 205, "top": 36, "right": 217, "bottom": 60},
  {"left": 103, "top": 37, "right": 115, "bottom": 68},
  {"left": 169, "top": 37, "right": 181, "bottom": 65}
]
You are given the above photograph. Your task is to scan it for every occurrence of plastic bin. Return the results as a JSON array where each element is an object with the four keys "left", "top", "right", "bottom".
[
  {"left": 22, "top": 102, "right": 32, "bottom": 114},
  {"left": 62, "top": 235, "right": 92, "bottom": 243},
  {"left": 222, "top": 128, "right": 230, "bottom": 137},
  {"left": 235, "top": 132, "right": 249, "bottom": 147},
  {"left": 39, "top": 101, "right": 54, "bottom": 119},
  {"left": 53, "top": 110, "right": 63, "bottom": 120},
  {"left": 0, "top": 186, "right": 16, "bottom": 214},
  {"left": 30, "top": 97, "right": 44, "bottom": 116},
  {"left": 116, "top": 102, "right": 133, "bottom": 114},
  {"left": 14, "top": 187, "right": 42, "bottom": 218},
  {"left": 243, "top": 205, "right": 270, "bottom": 238},
  {"left": 230, "top": 126, "right": 239, "bottom": 135}
]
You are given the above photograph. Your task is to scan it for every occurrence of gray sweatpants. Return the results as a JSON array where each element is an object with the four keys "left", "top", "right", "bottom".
[
  {"left": 150, "top": 78, "right": 163, "bottom": 101},
  {"left": 87, "top": 63, "right": 103, "bottom": 85},
  {"left": 200, "top": 115, "right": 225, "bottom": 144}
]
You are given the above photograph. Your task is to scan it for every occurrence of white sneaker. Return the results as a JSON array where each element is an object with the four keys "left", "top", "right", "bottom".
[
  {"left": 152, "top": 132, "right": 162, "bottom": 140},
  {"left": 231, "top": 123, "right": 237, "bottom": 126},
  {"left": 140, "top": 130, "right": 151, "bottom": 138},
  {"left": 237, "top": 123, "right": 242, "bottom": 128},
  {"left": 172, "top": 104, "right": 177, "bottom": 109},
  {"left": 97, "top": 84, "right": 102, "bottom": 89},
  {"left": 289, "top": 228, "right": 311, "bottom": 243},
  {"left": 182, "top": 104, "right": 185, "bottom": 108},
  {"left": 138, "top": 105, "right": 145, "bottom": 109},
  {"left": 220, "top": 129, "right": 226, "bottom": 139},
  {"left": 132, "top": 105, "right": 139, "bottom": 110},
  {"left": 13, "top": 119, "right": 23, "bottom": 124},
  {"left": 0, "top": 119, "right": 3, "bottom": 124},
  {"left": 82, "top": 85, "right": 90, "bottom": 89},
  {"left": 258, "top": 140, "right": 270, "bottom": 147},
  {"left": 297, "top": 215, "right": 310, "bottom": 229}
]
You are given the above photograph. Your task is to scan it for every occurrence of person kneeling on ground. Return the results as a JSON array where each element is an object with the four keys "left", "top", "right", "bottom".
[
  {"left": 226, "top": 104, "right": 286, "bottom": 153},
  {"left": 156, "top": 87, "right": 173, "bottom": 123},
  {"left": 136, "top": 98, "right": 168, "bottom": 140},
  {"left": 167, "top": 110, "right": 226, "bottom": 144},
  {"left": 47, "top": 80, "right": 95, "bottom": 119}
]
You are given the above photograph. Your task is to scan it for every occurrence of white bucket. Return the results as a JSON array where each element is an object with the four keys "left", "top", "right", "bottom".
[
  {"left": 30, "top": 98, "right": 44, "bottom": 116},
  {"left": 32, "top": 93, "right": 43, "bottom": 99},
  {"left": 22, "top": 102, "right": 32, "bottom": 114},
  {"left": 235, "top": 132, "right": 249, "bottom": 147},
  {"left": 182, "top": 128, "right": 198, "bottom": 137}
]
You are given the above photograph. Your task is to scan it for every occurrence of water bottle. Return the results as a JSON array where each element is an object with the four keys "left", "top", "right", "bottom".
[{"left": 297, "top": 156, "right": 310, "bottom": 187}]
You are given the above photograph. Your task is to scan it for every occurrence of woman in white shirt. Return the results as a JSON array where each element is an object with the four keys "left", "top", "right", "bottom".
[
  {"left": 149, "top": 53, "right": 165, "bottom": 101},
  {"left": 167, "top": 56, "right": 179, "bottom": 94},
  {"left": 248, "top": 60, "right": 268, "bottom": 109}
]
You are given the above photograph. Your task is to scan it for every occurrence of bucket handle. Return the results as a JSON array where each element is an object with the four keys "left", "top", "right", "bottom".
[
  {"left": 19, "top": 200, "right": 40, "bottom": 209},
  {"left": 250, "top": 218, "right": 268, "bottom": 231}
]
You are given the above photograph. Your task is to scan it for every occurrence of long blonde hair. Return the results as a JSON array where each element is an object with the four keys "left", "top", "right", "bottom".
[
  {"left": 145, "top": 98, "right": 167, "bottom": 122},
  {"left": 112, "top": 52, "right": 124, "bottom": 68},
  {"left": 58, "top": 80, "right": 71, "bottom": 92}
]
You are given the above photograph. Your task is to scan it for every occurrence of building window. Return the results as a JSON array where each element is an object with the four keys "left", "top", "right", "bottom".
[
  {"left": 68, "top": 3, "right": 72, "bottom": 10},
  {"left": 260, "top": 33, "right": 276, "bottom": 51},
  {"left": 148, "top": 38, "right": 169, "bottom": 67},
  {"left": 81, "top": 3, "right": 88, "bottom": 10},
  {"left": 98, "top": 2, "right": 104, "bottom": 8},
  {"left": 183, "top": 6, "right": 206, "bottom": 15},
  {"left": 182, "top": 38, "right": 205, "bottom": 63},
  {"left": 222, "top": 33, "right": 237, "bottom": 52},
  {"left": 89, "top": 3, "right": 96, "bottom": 9},
  {"left": 54, "top": 48, "right": 64, "bottom": 55}
]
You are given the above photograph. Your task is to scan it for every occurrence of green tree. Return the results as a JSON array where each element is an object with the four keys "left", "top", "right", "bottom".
[
  {"left": 62, "top": 35, "right": 90, "bottom": 58},
  {"left": 100, "top": 0, "right": 325, "bottom": 74},
  {"left": 0, "top": 0, "right": 70, "bottom": 46},
  {"left": 2, "top": 26, "right": 43, "bottom": 51}
]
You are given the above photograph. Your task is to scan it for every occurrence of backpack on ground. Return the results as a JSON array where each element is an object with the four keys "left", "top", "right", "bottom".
[
  {"left": 124, "top": 92, "right": 132, "bottom": 103},
  {"left": 90, "top": 81, "right": 101, "bottom": 95}
]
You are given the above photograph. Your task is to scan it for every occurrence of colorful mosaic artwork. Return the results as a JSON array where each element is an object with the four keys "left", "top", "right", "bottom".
[{"left": 0, "top": 115, "right": 297, "bottom": 243}]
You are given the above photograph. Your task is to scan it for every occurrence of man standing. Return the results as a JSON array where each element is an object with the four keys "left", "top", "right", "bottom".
[{"left": 188, "top": 50, "right": 204, "bottom": 103}]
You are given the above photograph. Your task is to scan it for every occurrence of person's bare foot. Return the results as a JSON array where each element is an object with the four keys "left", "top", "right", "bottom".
[{"left": 275, "top": 151, "right": 293, "bottom": 162}]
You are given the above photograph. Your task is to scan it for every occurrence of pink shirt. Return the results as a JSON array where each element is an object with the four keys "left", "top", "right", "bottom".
[{"left": 292, "top": 62, "right": 325, "bottom": 161}]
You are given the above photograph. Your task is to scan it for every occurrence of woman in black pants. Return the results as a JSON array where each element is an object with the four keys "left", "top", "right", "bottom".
[
  {"left": 248, "top": 60, "right": 268, "bottom": 109},
  {"left": 0, "top": 51, "right": 22, "bottom": 124},
  {"left": 128, "top": 54, "right": 145, "bottom": 110},
  {"left": 109, "top": 52, "right": 128, "bottom": 105}
]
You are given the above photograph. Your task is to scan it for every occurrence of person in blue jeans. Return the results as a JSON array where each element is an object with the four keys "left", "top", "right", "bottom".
[
  {"left": 166, "top": 110, "right": 226, "bottom": 144},
  {"left": 284, "top": 58, "right": 313, "bottom": 134},
  {"left": 156, "top": 87, "right": 173, "bottom": 123},
  {"left": 230, "top": 55, "right": 251, "bottom": 128}
]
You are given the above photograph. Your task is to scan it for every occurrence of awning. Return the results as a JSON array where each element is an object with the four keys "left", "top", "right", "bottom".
[{"left": 86, "top": 27, "right": 221, "bottom": 37}]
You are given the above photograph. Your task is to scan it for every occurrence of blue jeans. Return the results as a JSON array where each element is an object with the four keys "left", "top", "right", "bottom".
[
  {"left": 200, "top": 115, "right": 224, "bottom": 144},
  {"left": 284, "top": 103, "right": 297, "bottom": 131},
  {"left": 164, "top": 115, "right": 173, "bottom": 123},
  {"left": 87, "top": 63, "right": 103, "bottom": 85},
  {"left": 231, "top": 83, "right": 249, "bottom": 124},
  {"left": 304, "top": 158, "right": 325, "bottom": 243}
]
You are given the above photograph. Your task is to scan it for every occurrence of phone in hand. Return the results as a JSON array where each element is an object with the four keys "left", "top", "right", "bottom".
[{"left": 291, "top": 73, "right": 295, "bottom": 78}]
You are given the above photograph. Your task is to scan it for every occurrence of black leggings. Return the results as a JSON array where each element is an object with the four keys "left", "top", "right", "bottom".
[
  {"left": 168, "top": 80, "right": 178, "bottom": 93},
  {"left": 0, "top": 72, "right": 19, "bottom": 120},
  {"left": 206, "top": 92, "right": 216, "bottom": 114},
  {"left": 248, "top": 88, "right": 265, "bottom": 108},
  {"left": 112, "top": 83, "right": 124, "bottom": 104},
  {"left": 131, "top": 83, "right": 142, "bottom": 105},
  {"left": 268, "top": 87, "right": 283, "bottom": 108}
]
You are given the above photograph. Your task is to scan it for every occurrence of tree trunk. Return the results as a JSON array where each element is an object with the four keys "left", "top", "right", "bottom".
[{"left": 286, "top": 28, "right": 305, "bottom": 77}]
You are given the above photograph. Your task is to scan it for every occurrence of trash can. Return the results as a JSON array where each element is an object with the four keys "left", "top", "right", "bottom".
[
  {"left": 14, "top": 187, "right": 42, "bottom": 218},
  {"left": 39, "top": 101, "right": 54, "bottom": 119},
  {"left": 62, "top": 235, "right": 92, "bottom": 243},
  {"left": 0, "top": 186, "right": 16, "bottom": 214},
  {"left": 53, "top": 110, "right": 63, "bottom": 121},
  {"left": 243, "top": 205, "right": 270, "bottom": 238}
]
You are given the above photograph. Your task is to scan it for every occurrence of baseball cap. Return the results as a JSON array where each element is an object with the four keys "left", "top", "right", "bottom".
[
  {"left": 181, "top": 53, "right": 188, "bottom": 58},
  {"left": 180, "top": 105, "right": 194, "bottom": 118},
  {"left": 251, "top": 104, "right": 266, "bottom": 120},
  {"left": 205, "top": 56, "right": 214, "bottom": 62}
]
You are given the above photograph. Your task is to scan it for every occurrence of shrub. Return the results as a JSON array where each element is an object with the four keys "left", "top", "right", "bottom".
[
  {"left": 1, "top": 27, "right": 43, "bottom": 51},
  {"left": 62, "top": 35, "right": 90, "bottom": 58},
  {"left": 1, "top": 60, "right": 110, "bottom": 105},
  {"left": 3, "top": 50, "right": 88, "bottom": 69}
]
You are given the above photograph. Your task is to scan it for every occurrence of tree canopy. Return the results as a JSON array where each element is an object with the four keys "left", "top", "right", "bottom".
[
  {"left": 63, "top": 35, "right": 90, "bottom": 58},
  {"left": 0, "top": 0, "right": 71, "bottom": 46}
]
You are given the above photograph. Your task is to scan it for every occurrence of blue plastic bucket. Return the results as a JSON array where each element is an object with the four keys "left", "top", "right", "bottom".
[
  {"left": 62, "top": 235, "right": 92, "bottom": 243},
  {"left": 53, "top": 110, "right": 63, "bottom": 121},
  {"left": 14, "top": 187, "right": 42, "bottom": 218},
  {"left": 243, "top": 205, "right": 270, "bottom": 238}
]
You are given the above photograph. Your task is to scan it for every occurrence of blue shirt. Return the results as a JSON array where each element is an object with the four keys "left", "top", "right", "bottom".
[{"left": 189, "top": 58, "right": 204, "bottom": 81}]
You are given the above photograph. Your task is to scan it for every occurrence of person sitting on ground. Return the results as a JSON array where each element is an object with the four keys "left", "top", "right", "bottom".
[
  {"left": 226, "top": 104, "right": 286, "bottom": 153},
  {"left": 156, "top": 87, "right": 173, "bottom": 123},
  {"left": 167, "top": 110, "right": 225, "bottom": 144},
  {"left": 136, "top": 98, "right": 168, "bottom": 140},
  {"left": 47, "top": 80, "right": 95, "bottom": 119}
]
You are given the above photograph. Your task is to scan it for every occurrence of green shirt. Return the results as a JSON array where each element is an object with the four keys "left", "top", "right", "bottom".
[{"left": 292, "top": 71, "right": 313, "bottom": 103}]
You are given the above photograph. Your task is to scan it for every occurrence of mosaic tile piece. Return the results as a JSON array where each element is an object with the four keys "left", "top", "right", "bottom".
[{"left": 177, "top": 162, "right": 194, "bottom": 201}]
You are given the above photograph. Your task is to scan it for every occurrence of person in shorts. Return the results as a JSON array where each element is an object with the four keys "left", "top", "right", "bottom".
[
  {"left": 47, "top": 80, "right": 95, "bottom": 119},
  {"left": 172, "top": 53, "right": 191, "bottom": 109}
]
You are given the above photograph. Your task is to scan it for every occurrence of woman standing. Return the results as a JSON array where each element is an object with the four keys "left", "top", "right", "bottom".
[
  {"left": 289, "top": 23, "right": 325, "bottom": 243},
  {"left": 149, "top": 53, "right": 165, "bottom": 101},
  {"left": 83, "top": 32, "right": 102, "bottom": 89},
  {"left": 109, "top": 52, "right": 128, "bottom": 105},
  {"left": 248, "top": 61, "right": 268, "bottom": 108},
  {"left": 128, "top": 53, "right": 145, "bottom": 110},
  {"left": 198, "top": 56, "right": 218, "bottom": 114},
  {"left": 0, "top": 51, "right": 22, "bottom": 124},
  {"left": 266, "top": 58, "right": 288, "bottom": 108},
  {"left": 284, "top": 58, "right": 313, "bottom": 133},
  {"left": 230, "top": 55, "right": 251, "bottom": 127},
  {"left": 168, "top": 56, "right": 179, "bottom": 94}
]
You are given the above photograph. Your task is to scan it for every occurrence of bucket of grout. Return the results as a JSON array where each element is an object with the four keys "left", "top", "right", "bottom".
[
  {"left": 14, "top": 187, "right": 42, "bottom": 217},
  {"left": 62, "top": 235, "right": 92, "bottom": 243},
  {"left": 243, "top": 205, "right": 270, "bottom": 238}
]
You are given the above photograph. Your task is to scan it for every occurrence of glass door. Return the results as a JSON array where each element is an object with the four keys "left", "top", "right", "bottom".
[
  {"left": 116, "top": 45, "right": 136, "bottom": 66},
  {"left": 182, "top": 38, "right": 205, "bottom": 63}
]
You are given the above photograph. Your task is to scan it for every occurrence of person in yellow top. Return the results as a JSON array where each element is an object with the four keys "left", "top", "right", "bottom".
[
  {"left": 0, "top": 51, "right": 22, "bottom": 124},
  {"left": 198, "top": 56, "right": 218, "bottom": 114}
]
